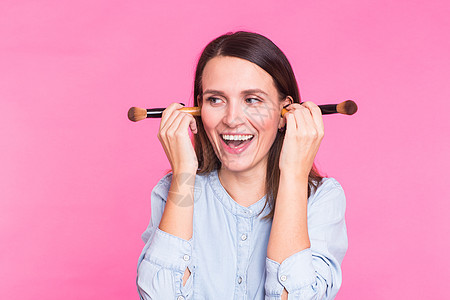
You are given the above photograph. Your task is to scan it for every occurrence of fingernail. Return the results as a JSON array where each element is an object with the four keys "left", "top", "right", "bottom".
[{"left": 179, "top": 102, "right": 185, "bottom": 106}]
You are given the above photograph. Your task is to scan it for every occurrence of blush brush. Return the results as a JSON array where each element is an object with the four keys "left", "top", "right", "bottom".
[
  {"left": 127, "top": 100, "right": 357, "bottom": 122},
  {"left": 281, "top": 100, "right": 358, "bottom": 117}
]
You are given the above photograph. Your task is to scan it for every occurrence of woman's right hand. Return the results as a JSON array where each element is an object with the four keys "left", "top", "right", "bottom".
[{"left": 158, "top": 103, "right": 198, "bottom": 174}]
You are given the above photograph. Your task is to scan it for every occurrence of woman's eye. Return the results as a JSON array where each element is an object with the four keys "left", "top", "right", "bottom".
[
  {"left": 245, "top": 98, "right": 261, "bottom": 104},
  {"left": 206, "top": 97, "right": 223, "bottom": 104}
]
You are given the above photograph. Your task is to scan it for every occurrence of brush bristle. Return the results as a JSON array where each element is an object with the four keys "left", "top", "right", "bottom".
[
  {"left": 128, "top": 107, "right": 147, "bottom": 122},
  {"left": 337, "top": 100, "right": 358, "bottom": 115}
]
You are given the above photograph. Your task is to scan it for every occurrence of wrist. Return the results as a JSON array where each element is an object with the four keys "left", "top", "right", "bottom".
[
  {"left": 280, "top": 169, "right": 309, "bottom": 183},
  {"left": 171, "top": 160, "right": 198, "bottom": 175},
  {"left": 172, "top": 167, "right": 198, "bottom": 177}
]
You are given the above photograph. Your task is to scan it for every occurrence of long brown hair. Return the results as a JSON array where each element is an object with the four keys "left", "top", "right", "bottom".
[{"left": 192, "top": 31, "right": 323, "bottom": 220}]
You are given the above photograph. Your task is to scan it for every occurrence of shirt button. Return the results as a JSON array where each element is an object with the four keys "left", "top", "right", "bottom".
[
  {"left": 177, "top": 296, "right": 184, "bottom": 300},
  {"left": 183, "top": 254, "right": 190, "bottom": 261},
  {"left": 241, "top": 234, "right": 247, "bottom": 241},
  {"left": 237, "top": 276, "right": 242, "bottom": 284},
  {"left": 280, "top": 275, "right": 287, "bottom": 282}
]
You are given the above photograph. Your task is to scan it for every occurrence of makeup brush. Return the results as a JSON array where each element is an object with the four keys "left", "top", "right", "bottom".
[
  {"left": 127, "top": 107, "right": 201, "bottom": 122},
  {"left": 127, "top": 100, "right": 357, "bottom": 122},
  {"left": 281, "top": 100, "right": 358, "bottom": 117}
]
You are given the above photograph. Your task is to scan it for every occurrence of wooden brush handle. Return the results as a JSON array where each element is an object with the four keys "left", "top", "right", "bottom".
[{"left": 180, "top": 107, "right": 201, "bottom": 116}]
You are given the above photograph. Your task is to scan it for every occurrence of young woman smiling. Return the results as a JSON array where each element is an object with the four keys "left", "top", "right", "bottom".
[{"left": 137, "top": 31, "right": 348, "bottom": 300}]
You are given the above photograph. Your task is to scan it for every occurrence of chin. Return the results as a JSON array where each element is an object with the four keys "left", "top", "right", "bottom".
[
  {"left": 219, "top": 156, "right": 264, "bottom": 174},
  {"left": 221, "top": 163, "right": 250, "bottom": 173}
]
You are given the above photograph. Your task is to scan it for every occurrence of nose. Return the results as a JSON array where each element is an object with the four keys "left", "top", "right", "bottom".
[{"left": 222, "top": 101, "right": 246, "bottom": 128}]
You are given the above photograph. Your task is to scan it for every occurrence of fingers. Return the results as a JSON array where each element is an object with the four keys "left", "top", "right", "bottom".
[
  {"left": 159, "top": 103, "right": 198, "bottom": 136},
  {"left": 301, "top": 101, "right": 324, "bottom": 137},
  {"left": 279, "top": 101, "right": 325, "bottom": 176},
  {"left": 157, "top": 103, "right": 199, "bottom": 173},
  {"left": 285, "top": 111, "right": 297, "bottom": 134},
  {"left": 283, "top": 102, "right": 324, "bottom": 140},
  {"left": 160, "top": 103, "right": 184, "bottom": 133},
  {"left": 176, "top": 113, "right": 197, "bottom": 135}
]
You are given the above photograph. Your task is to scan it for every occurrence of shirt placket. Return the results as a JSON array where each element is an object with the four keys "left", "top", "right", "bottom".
[{"left": 234, "top": 213, "right": 252, "bottom": 300}]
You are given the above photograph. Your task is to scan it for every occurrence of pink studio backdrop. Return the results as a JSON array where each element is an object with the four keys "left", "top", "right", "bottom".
[{"left": 1, "top": 1, "right": 449, "bottom": 299}]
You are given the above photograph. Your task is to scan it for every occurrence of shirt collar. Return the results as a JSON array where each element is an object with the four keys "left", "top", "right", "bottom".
[{"left": 207, "top": 169, "right": 270, "bottom": 219}]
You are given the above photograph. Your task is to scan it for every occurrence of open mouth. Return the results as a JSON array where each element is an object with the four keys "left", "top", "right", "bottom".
[{"left": 220, "top": 134, "right": 254, "bottom": 148}]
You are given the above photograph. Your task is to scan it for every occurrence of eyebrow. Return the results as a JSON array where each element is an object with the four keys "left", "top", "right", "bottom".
[{"left": 202, "top": 89, "right": 268, "bottom": 96}]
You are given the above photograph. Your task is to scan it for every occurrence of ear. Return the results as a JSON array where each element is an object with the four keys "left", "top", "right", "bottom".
[
  {"left": 281, "top": 95, "right": 293, "bottom": 108},
  {"left": 278, "top": 96, "right": 293, "bottom": 129}
]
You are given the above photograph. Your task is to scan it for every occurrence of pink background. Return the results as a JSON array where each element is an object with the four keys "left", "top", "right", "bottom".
[{"left": 1, "top": 0, "right": 449, "bottom": 299}]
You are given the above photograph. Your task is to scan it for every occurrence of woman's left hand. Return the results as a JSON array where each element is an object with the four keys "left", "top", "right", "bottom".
[{"left": 279, "top": 101, "right": 324, "bottom": 178}]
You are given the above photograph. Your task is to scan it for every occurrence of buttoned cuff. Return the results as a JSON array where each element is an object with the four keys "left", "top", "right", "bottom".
[
  {"left": 145, "top": 227, "right": 193, "bottom": 273},
  {"left": 265, "top": 248, "right": 316, "bottom": 296}
]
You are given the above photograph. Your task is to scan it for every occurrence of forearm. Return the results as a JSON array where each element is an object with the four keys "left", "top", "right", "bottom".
[
  {"left": 265, "top": 175, "right": 347, "bottom": 300},
  {"left": 157, "top": 172, "right": 195, "bottom": 285},
  {"left": 158, "top": 171, "right": 195, "bottom": 241},
  {"left": 267, "top": 171, "right": 310, "bottom": 263},
  {"left": 266, "top": 172, "right": 311, "bottom": 299}
]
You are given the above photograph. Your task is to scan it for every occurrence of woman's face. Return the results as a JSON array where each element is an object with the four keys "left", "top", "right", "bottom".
[{"left": 200, "top": 56, "right": 288, "bottom": 174}]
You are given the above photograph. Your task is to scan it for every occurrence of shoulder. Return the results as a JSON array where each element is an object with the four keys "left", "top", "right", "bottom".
[
  {"left": 307, "top": 177, "right": 347, "bottom": 224},
  {"left": 315, "top": 177, "right": 344, "bottom": 195},
  {"left": 308, "top": 177, "right": 346, "bottom": 207}
]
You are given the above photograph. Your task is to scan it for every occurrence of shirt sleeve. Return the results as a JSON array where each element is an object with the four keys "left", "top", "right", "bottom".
[
  {"left": 265, "top": 178, "right": 348, "bottom": 300},
  {"left": 136, "top": 173, "right": 195, "bottom": 300}
]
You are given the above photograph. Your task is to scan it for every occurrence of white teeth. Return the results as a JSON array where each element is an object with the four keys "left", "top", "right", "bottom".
[{"left": 221, "top": 134, "right": 254, "bottom": 141}]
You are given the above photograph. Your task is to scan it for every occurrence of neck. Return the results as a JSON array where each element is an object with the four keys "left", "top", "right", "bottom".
[{"left": 218, "top": 163, "right": 267, "bottom": 207}]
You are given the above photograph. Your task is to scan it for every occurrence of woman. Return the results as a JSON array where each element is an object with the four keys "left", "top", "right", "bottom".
[{"left": 137, "top": 31, "right": 348, "bottom": 300}]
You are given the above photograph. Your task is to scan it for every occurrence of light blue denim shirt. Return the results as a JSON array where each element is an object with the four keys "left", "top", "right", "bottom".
[{"left": 137, "top": 170, "right": 347, "bottom": 300}]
